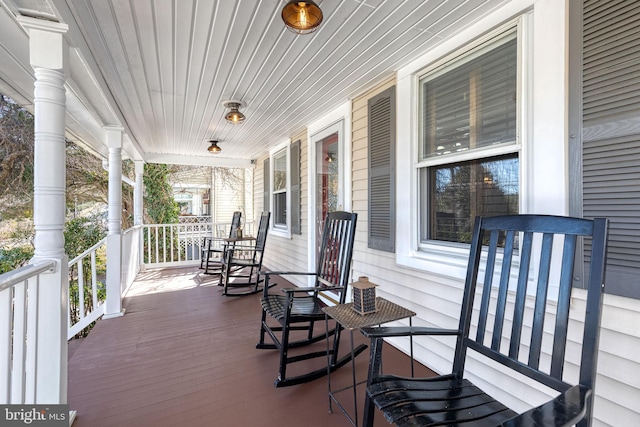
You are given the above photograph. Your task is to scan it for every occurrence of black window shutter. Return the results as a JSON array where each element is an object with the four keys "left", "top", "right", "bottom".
[
  {"left": 581, "top": 0, "right": 640, "bottom": 298},
  {"left": 368, "top": 86, "right": 396, "bottom": 252},
  {"left": 290, "top": 140, "right": 302, "bottom": 234},
  {"left": 263, "top": 158, "right": 270, "bottom": 213}
]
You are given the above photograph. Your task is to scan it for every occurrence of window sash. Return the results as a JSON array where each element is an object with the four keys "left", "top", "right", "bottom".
[
  {"left": 419, "top": 31, "right": 518, "bottom": 162},
  {"left": 419, "top": 153, "right": 519, "bottom": 244},
  {"left": 273, "top": 191, "right": 287, "bottom": 227},
  {"left": 273, "top": 149, "right": 287, "bottom": 192}
]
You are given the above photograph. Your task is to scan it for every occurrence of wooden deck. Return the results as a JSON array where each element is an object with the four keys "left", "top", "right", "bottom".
[{"left": 68, "top": 266, "right": 433, "bottom": 427}]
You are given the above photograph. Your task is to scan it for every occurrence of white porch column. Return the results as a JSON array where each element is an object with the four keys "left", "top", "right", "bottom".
[
  {"left": 104, "top": 127, "right": 125, "bottom": 319},
  {"left": 134, "top": 161, "right": 144, "bottom": 226},
  {"left": 134, "top": 161, "right": 145, "bottom": 271},
  {"left": 19, "top": 16, "right": 69, "bottom": 404}
]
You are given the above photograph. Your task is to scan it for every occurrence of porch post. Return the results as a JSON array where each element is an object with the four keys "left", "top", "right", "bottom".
[
  {"left": 134, "top": 161, "right": 144, "bottom": 226},
  {"left": 134, "top": 161, "right": 145, "bottom": 271},
  {"left": 19, "top": 16, "right": 69, "bottom": 404},
  {"left": 103, "top": 127, "right": 125, "bottom": 319}
]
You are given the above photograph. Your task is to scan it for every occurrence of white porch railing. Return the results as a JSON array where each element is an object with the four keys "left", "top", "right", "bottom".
[
  {"left": 67, "top": 238, "right": 107, "bottom": 340},
  {"left": 1, "top": 219, "right": 247, "bottom": 404},
  {"left": 0, "top": 261, "right": 56, "bottom": 404},
  {"left": 142, "top": 220, "right": 254, "bottom": 269}
]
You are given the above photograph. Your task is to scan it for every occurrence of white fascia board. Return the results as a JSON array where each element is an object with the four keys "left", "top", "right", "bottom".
[{"left": 145, "top": 153, "right": 255, "bottom": 169}]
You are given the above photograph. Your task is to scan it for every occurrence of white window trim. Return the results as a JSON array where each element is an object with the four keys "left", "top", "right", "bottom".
[
  {"left": 269, "top": 139, "right": 291, "bottom": 239},
  {"left": 396, "top": 14, "right": 537, "bottom": 281}
]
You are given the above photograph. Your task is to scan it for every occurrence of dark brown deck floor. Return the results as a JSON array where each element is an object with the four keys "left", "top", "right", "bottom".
[{"left": 68, "top": 266, "right": 434, "bottom": 427}]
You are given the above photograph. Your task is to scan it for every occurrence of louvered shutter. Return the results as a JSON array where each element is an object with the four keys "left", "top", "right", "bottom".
[
  {"left": 582, "top": 0, "right": 640, "bottom": 298},
  {"left": 368, "top": 86, "right": 396, "bottom": 252},
  {"left": 290, "top": 140, "right": 301, "bottom": 234},
  {"left": 263, "top": 158, "right": 270, "bottom": 213}
]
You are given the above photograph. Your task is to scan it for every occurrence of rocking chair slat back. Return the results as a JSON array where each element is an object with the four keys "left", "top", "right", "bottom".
[{"left": 316, "top": 211, "right": 357, "bottom": 300}]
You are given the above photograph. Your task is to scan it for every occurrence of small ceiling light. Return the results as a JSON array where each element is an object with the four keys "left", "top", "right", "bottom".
[
  {"left": 207, "top": 140, "right": 221, "bottom": 153},
  {"left": 282, "top": 1, "right": 323, "bottom": 35},
  {"left": 223, "top": 101, "right": 246, "bottom": 124},
  {"left": 325, "top": 153, "right": 334, "bottom": 163}
]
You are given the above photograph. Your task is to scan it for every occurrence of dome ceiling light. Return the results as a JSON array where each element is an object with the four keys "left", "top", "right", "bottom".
[
  {"left": 207, "top": 140, "right": 221, "bottom": 153},
  {"left": 223, "top": 101, "right": 246, "bottom": 124},
  {"left": 281, "top": 1, "right": 323, "bottom": 35}
]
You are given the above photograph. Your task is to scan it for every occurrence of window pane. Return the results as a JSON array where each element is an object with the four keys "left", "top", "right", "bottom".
[
  {"left": 274, "top": 149, "right": 287, "bottom": 191},
  {"left": 420, "top": 37, "right": 517, "bottom": 159},
  {"left": 421, "top": 153, "right": 519, "bottom": 243},
  {"left": 274, "top": 192, "right": 286, "bottom": 226}
]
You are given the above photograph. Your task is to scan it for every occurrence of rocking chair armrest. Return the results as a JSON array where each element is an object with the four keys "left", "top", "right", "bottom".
[
  {"left": 259, "top": 271, "right": 319, "bottom": 297},
  {"left": 282, "top": 286, "right": 320, "bottom": 293},
  {"left": 281, "top": 285, "right": 343, "bottom": 294},
  {"left": 259, "top": 271, "right": 318, "bottom": 277},
  {"left": 361, "top": 326, "right": 460, "bottom": 338},
  {"left": 502, "top": 385, "right": 591, "bottom": 427}
]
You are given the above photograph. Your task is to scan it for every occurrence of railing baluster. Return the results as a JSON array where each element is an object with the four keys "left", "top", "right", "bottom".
[
  {"left": 189, "top": 224, "right": 194, "bottom": 260},
  {"left": 154, "top": 226, "right": 159, "bottom": 264},
  {"left": 146, "top": 226, "right": 151, "bottom": 263},
  {"left": 91, "top": 251, "right": 98, "bottom": 308},
  {"left": 172, "top": 225, "right": 176, "bottom": 262},
  {"left": 78, "top": 260, "right": 86, "bottom": 320},
  {"left": 0, "top": 286, "right": 13, "bottom": 402},
  {"left": 11, "top": 281, "right": 27, "bottom": 403},
  {"left": 25, "top": 275, "right": 39, "bottom": 404}
]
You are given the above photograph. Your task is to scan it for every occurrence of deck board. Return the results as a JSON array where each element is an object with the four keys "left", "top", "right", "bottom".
[{"left": 68, "top": 266, "right": 434, "bottom": 427}]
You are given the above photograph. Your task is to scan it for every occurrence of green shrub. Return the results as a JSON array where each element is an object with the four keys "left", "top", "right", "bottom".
[{"left": 0, "top": 246, "right": 34, "bottom": 274}]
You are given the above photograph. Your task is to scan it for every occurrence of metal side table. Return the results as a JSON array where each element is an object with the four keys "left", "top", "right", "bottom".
[{"left": 323, "top": 297, "right": 416, "bottom": 426}]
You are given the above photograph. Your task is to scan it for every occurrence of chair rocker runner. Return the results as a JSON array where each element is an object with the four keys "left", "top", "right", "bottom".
[
  {"left": 200, "top": 211, "right": 241, "bottom": 277},
  {"left": 222, "top": 211, "right": 271, "bottom": 296},
  {"left": 362, "top": 214, "right": 608, "bottom": 427},
  {"left": 257, "top": 211, "right": 366, "bottom": 387}
]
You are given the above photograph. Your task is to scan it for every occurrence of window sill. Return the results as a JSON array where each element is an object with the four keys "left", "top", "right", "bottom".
[
  {"left": 269, "top": 227, "right": 291, "bottom": 240},
  {"left": 396, "top": 243, "right": 471, "bottom": 281}
]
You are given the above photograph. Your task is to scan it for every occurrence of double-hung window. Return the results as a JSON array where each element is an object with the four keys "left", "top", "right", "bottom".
[
  {"left": 272, "top": 146, "right": 288, "bottom": 230},
  {"left": 417, "top": 29, "right": 520, "bottom": 245},
  {"left": 264, "top": 139, "right": 301, "bottom": 238}
]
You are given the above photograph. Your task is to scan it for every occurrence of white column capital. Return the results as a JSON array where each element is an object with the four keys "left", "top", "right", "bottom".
[
  {"left": 135, "top": 160, "right": 145, "bottom": 174},
  {"left": 105, "top": 126, "right": 124, "bottom": 149},
  {"left": 18, "top": 16, "right": 69, "bottom": 72}
]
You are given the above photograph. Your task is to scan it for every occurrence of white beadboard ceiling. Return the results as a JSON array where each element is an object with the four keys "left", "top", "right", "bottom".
[{"left": 0, "top": 0, "right": 510, "bottom": 167}]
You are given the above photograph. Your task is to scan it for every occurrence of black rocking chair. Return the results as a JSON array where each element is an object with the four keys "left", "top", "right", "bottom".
[
  {"left": 200, "top": 211, "right": 241, "bottom": 277},
  {"left": 222, "top": 211, "right": 271, "bottom": 296},
  {"left": 362, "top": 214, "right": 609, "bottom": 427},
  {"left": 257, "top": 211, "right": 366, "bottom": 387}
]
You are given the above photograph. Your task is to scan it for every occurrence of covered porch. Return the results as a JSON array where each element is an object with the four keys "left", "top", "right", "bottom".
[{"left": 1, "top": 0, "right": 640, "bottom": 425}]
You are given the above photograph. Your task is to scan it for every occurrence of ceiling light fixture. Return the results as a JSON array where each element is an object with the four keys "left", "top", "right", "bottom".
[
  {"left": 207, "top": 140, "right": 221, "bottom": 153},
  {"left": 281, "top": 1, "right": 323, "bottom": 35},
  {"left": 223, "top": 101, "right": 246, "bottom": 124}
]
